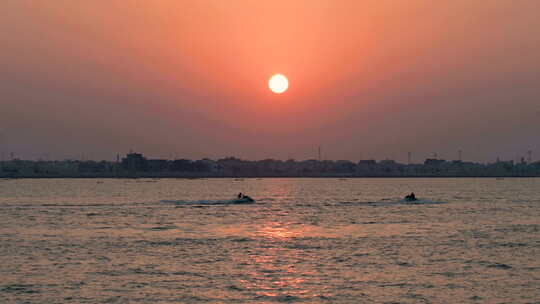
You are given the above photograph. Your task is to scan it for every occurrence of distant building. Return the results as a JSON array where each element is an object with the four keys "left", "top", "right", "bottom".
[
  {"left": 358, "top": 160, "right": 377, "bottom": 165},
  {"left": 198, "top": 159, "right": 219, "bottom": 172},
  {"left": 148, "top": 159, "right": 169, "bottom": 172},
  {"left": 379, "top": 159, "right": 397, "bottom": 165},
  {"left": 424, "top": 158, "right": 446, "bottom": 166},
  {"left": 121, "top": 153, "right": 148, "bottom": 171}
]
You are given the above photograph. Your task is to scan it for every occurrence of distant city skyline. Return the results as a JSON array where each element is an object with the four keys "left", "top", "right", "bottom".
[
  {"left": 0, "top": 147, "right": 536, "bottom": 165},
  {"left": 2, "top": 1, "right": 539, "bottom": 163},
  {"left": 2, "top": 150, "right": 539, "bottom": 178}
]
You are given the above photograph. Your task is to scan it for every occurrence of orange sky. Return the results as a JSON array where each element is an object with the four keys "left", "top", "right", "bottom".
[{"left": 1, "top": 0, "right": 539, "bottom": 161}]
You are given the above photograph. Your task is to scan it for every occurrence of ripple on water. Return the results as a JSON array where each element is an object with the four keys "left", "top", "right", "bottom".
[{"left": 1, "top": 284, "right": 40, "bottom": 294}]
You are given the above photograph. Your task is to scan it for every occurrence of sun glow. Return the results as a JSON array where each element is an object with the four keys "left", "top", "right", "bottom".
[{"left": 268, "top": 74, "right": 288, "bottom": 94}]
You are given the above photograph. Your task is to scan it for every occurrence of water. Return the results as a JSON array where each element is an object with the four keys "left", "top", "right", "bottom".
[{"left": 0, "top": 178, "right": 539, "bottom": 303}]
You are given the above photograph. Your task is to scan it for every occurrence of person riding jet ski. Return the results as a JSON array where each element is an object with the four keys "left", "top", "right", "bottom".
[
  {"left": 404, "top": 192, "right": 417, "bottom": 201},
  {"left": 235, "top": 192, "right": 254, "bottom": 203}
]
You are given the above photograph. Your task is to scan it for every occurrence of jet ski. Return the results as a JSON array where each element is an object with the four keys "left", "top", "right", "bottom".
[
  {"left": 232, "top": 195, "right": 255, "bottom": 204},
  {"left": 404, "top": 193, "right": 417, "bottom": 202}
]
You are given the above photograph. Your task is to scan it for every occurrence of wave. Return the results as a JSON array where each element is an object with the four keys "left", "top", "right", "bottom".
[
  {"left": 160, "top": 198, "right": 257, "bottom": 206},
  {"left": 0, "top": 202, "right": 152, "bottom": 208},
  {"left": 338, "top": 199, "right": 447, "bottom": 207},
  {"left": 397, "top": 198, "right": 447, "bottom": 205}
]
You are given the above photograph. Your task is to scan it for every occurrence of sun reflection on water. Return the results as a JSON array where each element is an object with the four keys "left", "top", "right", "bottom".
[
  {"left": 256, "top": 221, "right": 304, "bottom": 239},
  {"left": 233, "top": 220, "right": 332, "bottom": 300}
]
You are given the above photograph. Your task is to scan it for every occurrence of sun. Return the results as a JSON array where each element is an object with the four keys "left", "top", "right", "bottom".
[{"left": 268, "top": 74, "right": 288, "bottom": 94}]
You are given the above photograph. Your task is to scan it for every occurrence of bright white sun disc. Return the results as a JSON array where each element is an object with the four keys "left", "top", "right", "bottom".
[{"left": 268, "top": 74, "right": 288, "bottom": 94}]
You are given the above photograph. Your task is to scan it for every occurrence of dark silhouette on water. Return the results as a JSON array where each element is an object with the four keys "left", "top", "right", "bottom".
[
  {"left": 233, "top": 193, "right": 254, "bottom": 203},
  {"left": 405, "top": 192, "right": 417, "bottom": 201}
]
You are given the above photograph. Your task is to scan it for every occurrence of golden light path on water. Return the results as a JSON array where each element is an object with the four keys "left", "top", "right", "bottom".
[{"left": 215, "top": 216, "right": 420, "bottom": 300}]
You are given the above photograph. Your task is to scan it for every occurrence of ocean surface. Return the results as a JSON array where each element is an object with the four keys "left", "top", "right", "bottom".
[{"left": 0, "top": 178, "right": 539, "bottom": 303}]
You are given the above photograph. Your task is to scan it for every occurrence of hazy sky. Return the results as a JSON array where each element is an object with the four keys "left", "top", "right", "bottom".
[{"left": 1, "top": 0, "right": 539, "bottom": 162}]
